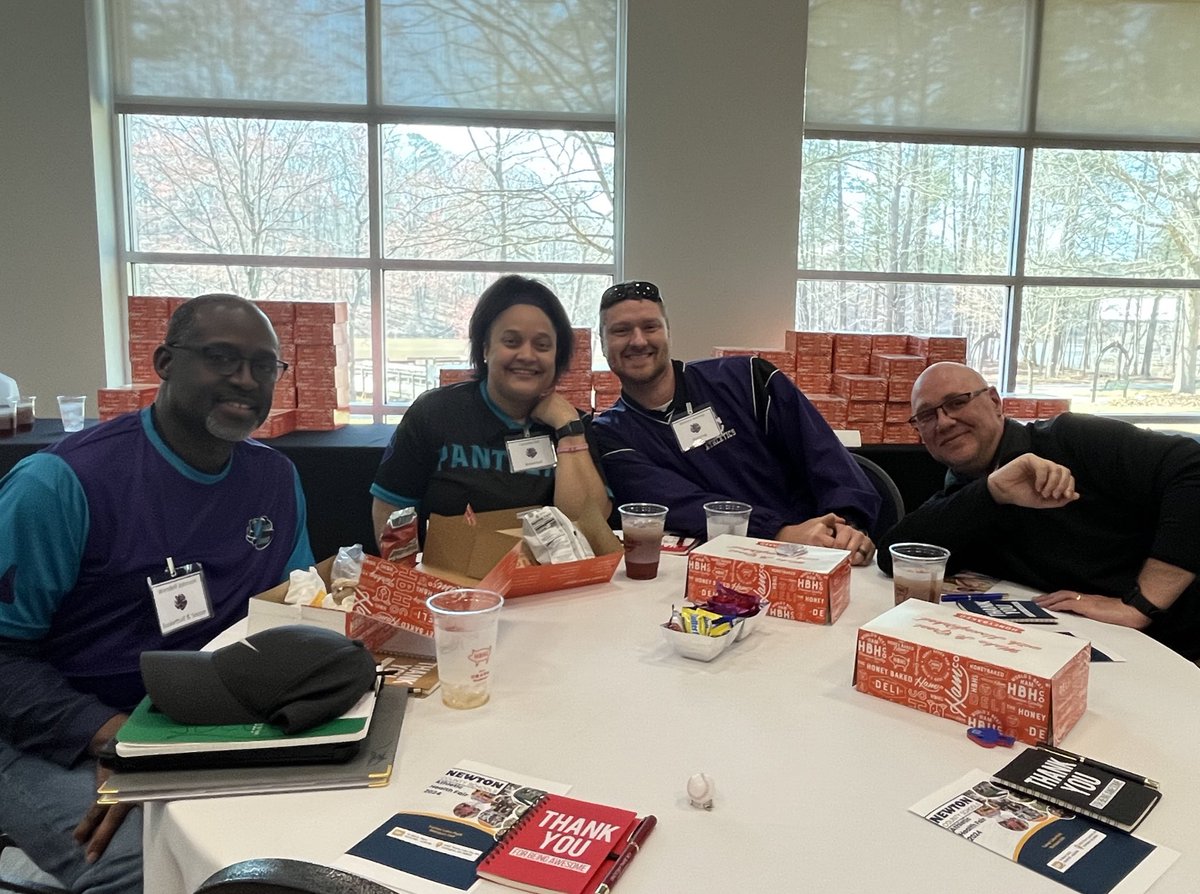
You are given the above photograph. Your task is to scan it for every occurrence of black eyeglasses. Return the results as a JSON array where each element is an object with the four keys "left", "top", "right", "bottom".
[
  {"left": 908, "top": 388, "right": 989, "bottom": 429},
  {"left": 601, "top": 281, "right": 662, "bottom": 305},
  {"left": 168, "top": 343, "right": 288, "bottom": 384}
]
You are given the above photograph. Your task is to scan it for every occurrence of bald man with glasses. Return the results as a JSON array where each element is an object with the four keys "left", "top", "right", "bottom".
[{"left": 878, "top": 361, "right": 1200, "bottom": 661}]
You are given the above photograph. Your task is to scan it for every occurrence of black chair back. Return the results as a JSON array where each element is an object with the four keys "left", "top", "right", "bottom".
[
  {"left": 195, "top": 858, "right": 395, "bottom": 894},
  {"left": 853, "top": 453, "right": 905, "bottom": 540}
]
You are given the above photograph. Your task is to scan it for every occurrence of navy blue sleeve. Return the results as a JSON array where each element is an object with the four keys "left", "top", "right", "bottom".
[{"left": 759, "top": 361, "right": 881, "bottom": 533}]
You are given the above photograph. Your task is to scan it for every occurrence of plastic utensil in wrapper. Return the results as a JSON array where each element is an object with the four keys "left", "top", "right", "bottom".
[
  {"left": 330, "top": 543, "right": 365, "bottom": 604},
  {"left": 380, "top": 507, "right": 419, "bottom": 563}
]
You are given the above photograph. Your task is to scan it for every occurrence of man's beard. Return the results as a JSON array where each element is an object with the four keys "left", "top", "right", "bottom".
[{"left": 205, "top": 409, "right": 262, "bottom": 442}]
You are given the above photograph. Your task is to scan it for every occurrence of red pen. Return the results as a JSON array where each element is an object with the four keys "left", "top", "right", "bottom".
[{"left": 594, "top": 815, "right": 657, "bottom": 894}]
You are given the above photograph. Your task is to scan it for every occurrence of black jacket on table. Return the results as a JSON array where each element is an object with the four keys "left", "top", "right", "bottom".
[{"left": 877, "top": 414, "right": 1200, "bottom": 658}]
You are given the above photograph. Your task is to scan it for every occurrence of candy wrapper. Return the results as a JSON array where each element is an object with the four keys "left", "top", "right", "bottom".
[{"left": 691, "top": 582, "right": 766, "bottom": 619}]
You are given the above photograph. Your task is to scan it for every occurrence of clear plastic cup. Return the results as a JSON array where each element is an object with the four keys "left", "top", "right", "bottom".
[
  {"left": 618, "top": 503, "right": 668, "bottom": 580},
  {"left": 888, "top": 542, "right": 951, "bottom": 605},
  {"left": 0, "top": 404, "right": 14, "bottom": 438},
  {"left": 57, "top": 395, "right": 86, "bottom": 433},
  {"left": 703, "top": 500, "right": 752, "bottom": 540},
  {"left": 15, "top": 396, "right": 35, "bottom": 432},
  {"left": 426, "top": 589, "right": 503, "bottom": 709}
]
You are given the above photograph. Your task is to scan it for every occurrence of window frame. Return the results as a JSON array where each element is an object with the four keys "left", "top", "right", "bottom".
[
  {"left": 107, "top": 3, "right": 618, "bottom": 417},
  {"left": 800, "top": 0, "right": 1200, "bottom": 423}
]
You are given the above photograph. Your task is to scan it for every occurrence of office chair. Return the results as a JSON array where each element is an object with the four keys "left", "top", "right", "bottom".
[
  {"left": 195, "top": 857, "right": 396, "bottom": 894},
  {"left": 852, "top": 453, "right": 905, "bottom": 540},
  {"left": 0, "top": 832, "right": 67, "bottom": 894}
]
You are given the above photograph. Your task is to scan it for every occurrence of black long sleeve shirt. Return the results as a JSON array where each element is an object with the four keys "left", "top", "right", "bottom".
[{"left": 878, "top": 414, "right": 1200, "bottom": 658}]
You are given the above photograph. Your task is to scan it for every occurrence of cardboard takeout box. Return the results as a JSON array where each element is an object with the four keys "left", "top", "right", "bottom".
[
  {"left": 248, "top": 556, "right": 435, "bottom": 657},
  {"left": 251, "top": 508, "right": 621, "bottom": 640},
  {"left": 424, "top": 506, "right": 622, "bottom": 591},
  {"left": 853, "top": 599, "right": 1090, "bottom": 745},
  {"left": 686, "top": 534, "right": 852, "bottom": 624}
]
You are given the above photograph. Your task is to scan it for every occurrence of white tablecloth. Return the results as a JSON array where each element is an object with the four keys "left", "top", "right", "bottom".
[{"left": 144, "top": 556, "right": 1200, "bottom": 893}]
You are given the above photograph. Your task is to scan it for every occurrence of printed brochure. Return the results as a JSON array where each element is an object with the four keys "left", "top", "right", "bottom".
[
  {"left": 910, "top": 770, "right": 1177, "bottom": 894},
  {"left": 336, "top": 759, "right": 570, "bottom": 894}
]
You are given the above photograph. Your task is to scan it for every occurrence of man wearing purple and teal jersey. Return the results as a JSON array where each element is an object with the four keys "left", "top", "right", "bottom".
[{"left": 0, "top": 295, "right": 313, "bottom": 894}]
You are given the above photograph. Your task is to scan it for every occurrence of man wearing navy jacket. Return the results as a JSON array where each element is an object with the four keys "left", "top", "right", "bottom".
[{"left": 593, "top": 281, "right": 879, "bottom": 563}]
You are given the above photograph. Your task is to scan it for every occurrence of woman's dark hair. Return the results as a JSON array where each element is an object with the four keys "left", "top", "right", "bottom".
[{"left": 468, "top": 275, "right": 575, "bottom": 379}]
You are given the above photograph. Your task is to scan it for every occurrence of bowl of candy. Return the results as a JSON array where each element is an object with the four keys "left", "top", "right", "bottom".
[
  {"left": 660, "top": 623, "right": 736, "bottom": 661},
  {"left": 690, "top": 583, "right": 768, "bottom": 641},
  {"left": 661, "top": 604, "right": 738, "bottom": 661}
]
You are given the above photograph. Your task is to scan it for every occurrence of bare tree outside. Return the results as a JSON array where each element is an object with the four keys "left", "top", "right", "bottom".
[{"left": 799, "top": 138, "right": 1200, "bottom": 415}]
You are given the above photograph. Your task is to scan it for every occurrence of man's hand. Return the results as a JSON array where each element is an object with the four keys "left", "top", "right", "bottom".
[
  {"left": 776, "top": 513, "right": 843, "bottom": 549},
  {"left": 1034, "top": 590, "right": 1151, "bottom": 629},
  {"left": 832, "top": 524, "right": 875, "bottom": 566},
  {"left": 987, "top": 454, "right": 1080, "bottom": 509},
  {"left": 73, "top": 713, "right": 133, "bottom": 863}
]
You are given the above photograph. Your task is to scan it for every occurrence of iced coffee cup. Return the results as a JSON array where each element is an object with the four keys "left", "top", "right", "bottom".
[
  {"left": 427, "top": 589, "right": 503, "bottom": 709},
  {"left": 888, "top": 543, "right": 951, "bottom": 605},
  {"left": 618, "top": 503, "right": 668, "bottom": 580}
]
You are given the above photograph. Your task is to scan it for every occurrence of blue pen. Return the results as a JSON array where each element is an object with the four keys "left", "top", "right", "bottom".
[{"left": 942, "top": 592, "right": 1005, "bottom": 603}]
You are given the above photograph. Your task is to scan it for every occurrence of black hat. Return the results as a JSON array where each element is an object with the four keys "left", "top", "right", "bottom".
[{"left": 141, "top": 625, "right": 377, "bottom": 733}]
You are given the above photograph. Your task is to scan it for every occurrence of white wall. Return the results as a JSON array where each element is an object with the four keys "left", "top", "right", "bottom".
[
  {"left": 623, "top": 0, "right": 807, "bottom": 360},
  {"left": 0, "top": 0, "right": 808, "bottom": 405},
  {"left": 0, "top": 0, "right": 121, "bottom": 414}
]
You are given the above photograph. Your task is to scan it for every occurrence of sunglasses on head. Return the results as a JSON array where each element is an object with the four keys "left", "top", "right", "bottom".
[{"left": 601, "top": 281, "right": 662, "bottom": 304}]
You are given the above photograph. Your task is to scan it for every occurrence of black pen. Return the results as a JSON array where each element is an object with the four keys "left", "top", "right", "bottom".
[
  {"left": 594, "top": 815, "right": 656, "bottom": 894},
  {"left": 1036, "top": 742, "right": 1159, "bottom": 789}
]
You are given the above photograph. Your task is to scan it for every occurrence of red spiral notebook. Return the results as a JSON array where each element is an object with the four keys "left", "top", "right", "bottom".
[{"left": 477, "top": 793, "right": 640, "bottom": 894}]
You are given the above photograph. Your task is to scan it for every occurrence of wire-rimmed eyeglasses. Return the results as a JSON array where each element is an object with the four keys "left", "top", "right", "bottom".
[{"left": 907, "top": 387, "right": 989, "bottom": 429}]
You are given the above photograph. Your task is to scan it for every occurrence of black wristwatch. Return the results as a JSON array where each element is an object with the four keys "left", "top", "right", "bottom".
[
  {"left": 1121, "top": 583, "right": 1166, "bottom": 622},
  {"left": 553, "top": 419, "right": 586, "bottom": 441}
]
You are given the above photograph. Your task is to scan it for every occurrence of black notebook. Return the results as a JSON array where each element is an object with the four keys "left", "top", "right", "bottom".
[
  {"left": 97, "top": 685, "right": 406, "bottom": 803},
  {"left": 991, "top": 745, "right": 1161, "bottom": 833}
]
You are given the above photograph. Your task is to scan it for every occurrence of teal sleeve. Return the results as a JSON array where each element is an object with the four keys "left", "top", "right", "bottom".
[
  {"left": 284, "top": 464, "right": 316, "bottom": 575},
  {"left": 0, "top": 454, "right": 90, "bottom": 639}
]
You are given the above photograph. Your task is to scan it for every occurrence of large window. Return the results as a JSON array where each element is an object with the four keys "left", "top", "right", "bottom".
[
  {"left": 111, "top": 0, "right": 617, "bottom": 412},
  {"left": 800, "top": 0, "right": 1200, "bottom": 419}
]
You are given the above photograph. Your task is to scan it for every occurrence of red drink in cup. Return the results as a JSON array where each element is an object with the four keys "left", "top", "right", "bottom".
[{"left": 618, "top": 503, "right": 668, "bottom": 580}]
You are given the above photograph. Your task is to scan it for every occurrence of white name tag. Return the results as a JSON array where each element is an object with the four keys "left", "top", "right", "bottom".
[
  {"left": 506, "top": 434, "right": 557, "bottom": 472},
  {"left": 671, "top": 407, "right": 724, "bottom": 452},
  {"left": 147, "top": 567, "right": 214, "bottom": 636}
]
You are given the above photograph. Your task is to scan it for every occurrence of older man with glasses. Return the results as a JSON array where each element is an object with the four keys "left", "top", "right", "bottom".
[
  {"left": 0, "top": 294, "right": 314, "bottom": 893},
  {"left": 878, "top": 361, "right": 1200, "bottom": 661}
]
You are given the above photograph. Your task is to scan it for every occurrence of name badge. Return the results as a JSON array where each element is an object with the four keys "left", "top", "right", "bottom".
[
  {"left": 671, "top": 406, "right": 724, "bottom": 452},
  {"left": 507, "top": 434, "right": 557, "bottom": 472},
  {"left": 147, "top": 561, "right": 214, "bottom": 636}
]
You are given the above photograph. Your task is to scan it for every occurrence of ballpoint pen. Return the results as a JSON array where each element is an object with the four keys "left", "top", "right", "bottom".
[
  {"left": 942, "top": 592, "right": 1005, "bottom": 602},
  {"left": 1036, "top": 742, "right": 1159, "bottom": 789},
  {"left": 594, "top": 815, "right": 657, "bottom": 894}
]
